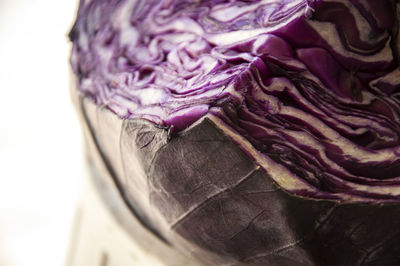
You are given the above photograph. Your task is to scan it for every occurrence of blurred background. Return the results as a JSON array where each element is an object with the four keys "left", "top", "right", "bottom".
[{"left": 0, "top": 1, "right": 83, "bottom": 266}]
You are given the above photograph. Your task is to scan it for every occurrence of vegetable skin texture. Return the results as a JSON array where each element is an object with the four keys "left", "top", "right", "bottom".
[
  {"left": 76, "top": 93, "right": 400, "bottom": 266},
  {"left": 70, "top": 0, "right": 400, "bottom": 265}
]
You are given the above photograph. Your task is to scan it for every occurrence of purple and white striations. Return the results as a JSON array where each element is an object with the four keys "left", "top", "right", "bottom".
[{"left": 71, "top": 0, "right": 400, "bottom": 202}]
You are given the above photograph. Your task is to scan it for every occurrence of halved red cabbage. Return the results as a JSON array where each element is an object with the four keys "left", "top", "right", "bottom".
[{"left": 70, "top": 0, "right": 400, "bottom": 265}]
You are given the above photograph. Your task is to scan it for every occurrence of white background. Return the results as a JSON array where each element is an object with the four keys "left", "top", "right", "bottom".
[{"left": 0, "top": 1, "right": 83, "bottom": 266}]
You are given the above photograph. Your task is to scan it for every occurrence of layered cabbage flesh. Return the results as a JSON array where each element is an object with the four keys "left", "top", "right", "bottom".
[{"left": 70, "top": 0, "right": 400, "bottom": 202}]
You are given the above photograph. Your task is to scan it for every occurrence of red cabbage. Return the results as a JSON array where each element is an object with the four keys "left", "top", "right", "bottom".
[{"left": 70, "top": 0, "right": 400, "bottom": 265}]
